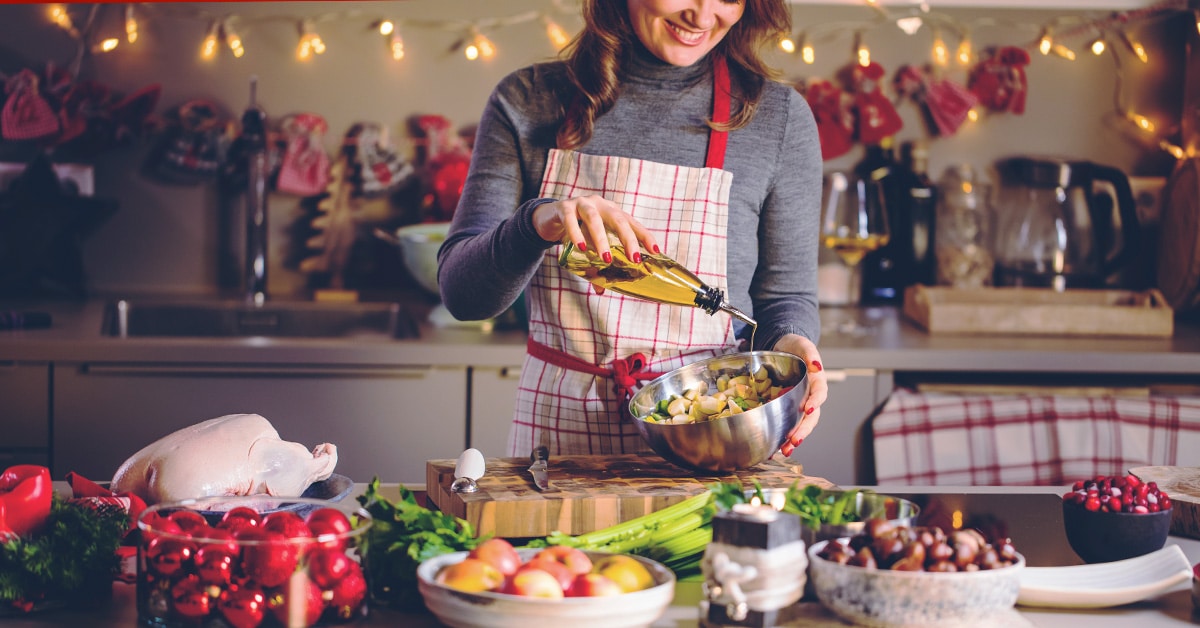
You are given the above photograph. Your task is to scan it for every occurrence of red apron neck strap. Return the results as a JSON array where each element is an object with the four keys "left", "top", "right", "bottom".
[{"left": 706, "top": 55, "right": 732, "bottom": 170}]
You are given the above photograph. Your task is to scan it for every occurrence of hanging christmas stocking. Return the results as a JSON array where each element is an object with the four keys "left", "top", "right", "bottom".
[
  {"left": 350, "top": 122, "right": 413, "bottom": 196},
  {"left": 2, "top": 69, "right": 60, "bottom": 141},
  {"left": 276, "top": 113, "right": 332, "bottom": 197},
  {"left": 926, "top": 75, "right": 979, "bottom": 136},
  {"left": 851, "top": 61, "right": 904, "bottom": 144},
  {"left": 968, "top": 46, "right": 1030, "bottom": 115},
  {"left": 802, "top": 79, "right": 855, "bottom": 160}
]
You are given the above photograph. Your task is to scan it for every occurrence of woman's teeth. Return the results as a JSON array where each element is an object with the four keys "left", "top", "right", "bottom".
[{"left": 667, "top": 22, "right": 705, "bottom": 44}]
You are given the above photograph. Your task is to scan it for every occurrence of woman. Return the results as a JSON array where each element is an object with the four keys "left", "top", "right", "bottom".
[{"left": 439, "top": 0, "right": 827, "bottom": 458}]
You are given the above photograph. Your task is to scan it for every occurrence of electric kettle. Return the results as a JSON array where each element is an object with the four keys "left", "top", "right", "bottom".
[{"left": 992, "top": 156, "right": 1140, "bottom": 290}]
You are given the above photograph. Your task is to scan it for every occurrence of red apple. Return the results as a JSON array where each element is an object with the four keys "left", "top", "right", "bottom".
[
  {"left": 520, "top": 557, "right": 574, "bottom": 591},
  {"left": 534, "top": 546, "right": 593, "bottom": 576},
  {"left": 468, "top": 538, "right": 522, "bottom": 577},
  {"left": 435, "top": 557, "right": 504, "bottom": 592},
  {"left": 566, "top": 572, "right": 624, "bottom": 597},
  {"left": 501, "top": 566, "right": 565, "bottom": 598}
]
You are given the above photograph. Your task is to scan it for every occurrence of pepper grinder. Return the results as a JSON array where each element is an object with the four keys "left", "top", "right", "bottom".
[{"left": 700, "top": 504, "right": 809, "bottom": 627}]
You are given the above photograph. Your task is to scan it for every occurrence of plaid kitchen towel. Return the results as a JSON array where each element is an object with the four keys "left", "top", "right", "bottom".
[{"left": 872, "top": 389, "right": 1200, "bottom": 485}]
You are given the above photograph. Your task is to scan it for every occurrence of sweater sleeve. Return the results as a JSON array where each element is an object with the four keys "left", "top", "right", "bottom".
[
  {"left": 437, "top": 71, "right": 558, "bottom": 321},
  {"left": 749, "top": 88, "right": 823, "bottom": 350}
]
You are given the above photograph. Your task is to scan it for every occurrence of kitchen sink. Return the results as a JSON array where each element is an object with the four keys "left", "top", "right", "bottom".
[{"left": 101, "top": 299, "right": 420, "bottom": 339}]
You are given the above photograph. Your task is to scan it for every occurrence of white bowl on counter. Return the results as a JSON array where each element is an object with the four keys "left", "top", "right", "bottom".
[{"left": 416, "top": 549, "right": 675, "bottom": 628}]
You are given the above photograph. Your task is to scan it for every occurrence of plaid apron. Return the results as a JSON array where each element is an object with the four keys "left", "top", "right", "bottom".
[{"left": 509, "top": 58, "right": 738, "bottom": 456}]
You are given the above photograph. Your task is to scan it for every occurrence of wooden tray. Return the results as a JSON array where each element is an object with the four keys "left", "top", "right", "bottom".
[
  {"left": 903, "top": 285, "right": 1174, "bottom": 337},
  {"left": 425, "top": 455, "right": 835, "bottom": 539},
  {"left": 1130, "top": 466, "right": 1200, "bottom": 540}
]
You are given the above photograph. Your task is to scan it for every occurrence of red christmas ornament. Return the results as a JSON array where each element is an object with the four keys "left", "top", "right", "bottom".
[
  {"left": 194, "top": 546, "right": 236, "bottom": 586},
  {"left": 307, "top": 547, "right": 353, "bottom": 589},
  {"left": 167, "top": 510, "right": 210, "bottom": 534},
  {"left": 305, "top": 508, "right": 353, "bottom": 551},
  {"left": 145, "top": 536, "right": 195, "bottom": 578},
  {"left": 267, "top": 577, "right": 326, "bottom": 627},
  {"left": 850, "top": 61, "right": 904, "bottom": 144},
  {"left": 238, "top": 529, "right": 301, "bottom": 588},
  {"left": 327, "top": 561, "right": 368, "bottom": 620},
  {"left": 968, "top": 46, "right": 1030, "bottom": 115},
  {"left": 802, "top": 79, "right": 855, "bottom": 160},
  {"left": 170, "top": 575, "right": 214, "bottom": 619},
  {"left": 218, "top": 506, "right": 262, "bottom": 533},
  {"left": 219, "top": 586, "right": 267, "bottom": 628}
]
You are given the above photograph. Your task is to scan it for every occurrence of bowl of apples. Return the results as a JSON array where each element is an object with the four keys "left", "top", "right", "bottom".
[{"left": 416, "top": 538, "right": 675, "bottom": 628}]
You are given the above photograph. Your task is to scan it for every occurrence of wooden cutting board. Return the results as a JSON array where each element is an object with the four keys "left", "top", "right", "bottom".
[
  {"left": 1130, "top": 466, "right": 1200, "bottom": 540},
  {"left": 425, "top": 455, "right": 836, "bottom": 539}
]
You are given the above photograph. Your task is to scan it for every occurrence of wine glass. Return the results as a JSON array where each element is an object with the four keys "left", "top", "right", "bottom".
[{"left": 820, "top": 171, "right": 890, "bottom": 334}]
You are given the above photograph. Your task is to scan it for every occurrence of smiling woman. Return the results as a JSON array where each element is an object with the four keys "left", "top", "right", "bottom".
[{"left": 626, "top": 0, "right": 747, "bottom": 68}]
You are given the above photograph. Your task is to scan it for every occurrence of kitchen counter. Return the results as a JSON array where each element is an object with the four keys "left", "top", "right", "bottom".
[
  {"left": 6, "top": 484, "right": 1200, "bottom": 627},
  {"left": 4, "top": 297, "right": 1200, "bottom": 374}
]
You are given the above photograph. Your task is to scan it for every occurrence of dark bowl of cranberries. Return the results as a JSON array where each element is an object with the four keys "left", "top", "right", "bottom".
[{"left": 1061, "top": 474, "right": 1173, "bottom": 564}]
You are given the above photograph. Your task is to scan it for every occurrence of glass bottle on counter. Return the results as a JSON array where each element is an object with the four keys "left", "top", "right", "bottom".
[
  {"left": 857, "top": 137, "right": 906, "bottom": 306},
  {"left": 558, "top": 233, "right": 758, "bottom": 340},
  {"left": 935, "top": 164, "right": 994, "bottom": 288},
  {"left": 897, "top": 140, "right": 938, "bottom": 287}
]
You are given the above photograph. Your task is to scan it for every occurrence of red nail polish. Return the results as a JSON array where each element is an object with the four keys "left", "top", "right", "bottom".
[
  {"left": 602, "top": 251, "right": 612, "bottom": 264},
  {"left": 653, "top": 244, "right": 661, "bottom": 254},
  {"left": 632, "top": 252, "right": 642, "bottom": 264},
  {"left": 812, "top": 360, "right": 823, "bottom": 371},
  {"left": 780, "top": 442, "right": 794, "bottom": 457},
  {"left": 805, "top": 407, "right": 815, "bottom": 415},
  {"left": 577, "top": 241, "right": 587, "bottom": 252}
]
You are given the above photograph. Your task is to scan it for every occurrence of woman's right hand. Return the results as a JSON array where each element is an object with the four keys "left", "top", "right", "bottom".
[{"left": 533, "top": 195, "right": 661, "bottom": 266}]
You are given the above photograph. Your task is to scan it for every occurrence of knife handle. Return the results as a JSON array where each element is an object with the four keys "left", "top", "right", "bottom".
[{"left": 532, "top": 445, "right": 549, "bottom": 463}]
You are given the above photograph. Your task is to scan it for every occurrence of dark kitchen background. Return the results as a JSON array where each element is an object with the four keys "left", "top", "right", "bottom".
[{"left": 0, "top": 0, "right": 1190, "bottom": 300}]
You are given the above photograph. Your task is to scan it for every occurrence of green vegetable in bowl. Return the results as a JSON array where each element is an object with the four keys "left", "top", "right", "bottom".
[{"left": 711, "top": 480, "right": 869, "bottom": 531}]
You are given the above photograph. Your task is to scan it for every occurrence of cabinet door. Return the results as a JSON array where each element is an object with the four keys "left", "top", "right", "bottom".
[
  {"left": 780, "top": 368, "right": 891, "bottom": 486},
  {"left": 53, "top": 362, "right": 467, "bottom": 485},
  {"left": 468, "top": 365, "right": 522, "bottom": 458},
  {"left": 0, "top": 362, "right": 50, "bottom": 467}
]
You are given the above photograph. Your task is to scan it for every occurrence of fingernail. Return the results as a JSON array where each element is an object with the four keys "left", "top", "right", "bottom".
[
  {"left": 632, "top": 252, "right": 642, "bottom": 264},
  {"left": 602, "top": 251, "right": 612, "bottom": 264},
  {"left": 811, "top": 360, "right": 823, "bottom": 371},
  {"left": 653, "top": 244, "right": 661, "bottom": 254},
  {"left": 805, "top": 407, "right": 815, "bottom": 415},
  {"left": 791, "top": 435, "right": 805, "bottom": 446},
  {"left": 780, "top": 442, "right": 794, "bottom": 457},
  {"left": 577, "top": 241, "right": 587, "bottom": 252}
]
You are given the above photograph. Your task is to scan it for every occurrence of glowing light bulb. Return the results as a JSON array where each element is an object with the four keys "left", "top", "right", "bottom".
[
  {"left": 125, "top": 4, "right": 138, "bottom": 43},
  {"left": 544, "top": 16, "right": 570, "bottom": 50},
  {"left": 1051, "top": 44, "right": 1076, "bottom": 61},
  {"left": 896, "top": 17, "right": 923, "bottom": 36},
  {"left": 1038, "top": 28, "right": 1053, "bottom": 56},
  {"left": 97, "top": 37, "right": 119, "bottom": 53},
  {"left": 956, "top": 38, "right": 972, "bottom": 65},
  {"left": 48, "top": 4, "right": 73, "bottom": 30},
  {"left": 855, "top": 32, "right": 870, "bottom": 67},
  {"left": 468, "top": 30, "right": 495, "bottom": 60},
  {"left": 1119, "top": 30, "right": 1147, "bottom": 63},
  {"left": 802, "top": 40, "right": 815, "bottom": 64},
  {"left": 967, "top": 108, "right": 979, "bottom": 123},
  {"left": 1160, "top": 140, "right": 1185, "bottom": 160},
  {"left": 296, "top": 21, "right": 325, "bottom": 60},
  {"left": 390, "top": 32, "right": 405, "bottom": 60},
  {"left": 779, "top": 35, "right": 795, "bottom": 54},
  {"left": 200, "top": 21, "right": 219, "bottom": 60},
  {"left": 1090, "top": 36, "right": 1106, "bottom": 55},
  {"left": 932, "top": 29, "right": 949, "bottom": 66},
  {"left": 1127, "top": 111, "right": 1155, "bottom": 133},
  {"left": 378, "top": 20, "right": 394, "bottom": 36}
]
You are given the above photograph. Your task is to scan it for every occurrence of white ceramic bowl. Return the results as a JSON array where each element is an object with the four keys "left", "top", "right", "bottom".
[
  {"left": 392, "top": 222, "right": 450, "bottom": 296},
  {"left": 416, "top": 549, "right": 675, "bottom": 628},
  {"left": 808, "top": 539, "right": 1025, "bottom": 628}
]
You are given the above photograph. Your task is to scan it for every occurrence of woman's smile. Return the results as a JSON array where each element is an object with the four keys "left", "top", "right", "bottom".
[{"left": 628, "top": 0, "right": 745, "bottom": 66}]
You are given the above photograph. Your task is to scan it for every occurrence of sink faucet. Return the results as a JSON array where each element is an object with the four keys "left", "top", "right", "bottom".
[{"left": 241, "top": 77, "right": 269, "bottom": 306}]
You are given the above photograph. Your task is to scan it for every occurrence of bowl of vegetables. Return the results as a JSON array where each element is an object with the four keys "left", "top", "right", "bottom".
[
  {"left": 717, "top": 484, "right": 919, "bottom": 548},
  {"left": 629, "top": 351, "right": 807, "bottom": 472}
]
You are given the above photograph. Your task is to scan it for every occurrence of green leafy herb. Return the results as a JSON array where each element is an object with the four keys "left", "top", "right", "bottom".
[
  {"left": 356, "top": 477, "right": 484, "bottom": 611},
  {"left": 782, "top": 484, "right": 866, "bottom": 530},
  {"left": 0, "top": 497, "right": 128, "bottom": 611}
]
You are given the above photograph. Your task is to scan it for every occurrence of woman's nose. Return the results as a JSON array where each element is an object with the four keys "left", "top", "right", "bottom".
[{"left": 682, "top": 0, "right": 720, "bottom": 29}]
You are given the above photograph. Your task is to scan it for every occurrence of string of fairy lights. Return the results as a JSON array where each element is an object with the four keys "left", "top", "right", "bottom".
[{"left": 39, "top": 0, "right": 1196, "bottom": 159}]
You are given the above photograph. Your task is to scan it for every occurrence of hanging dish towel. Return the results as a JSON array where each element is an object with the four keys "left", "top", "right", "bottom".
[{"left": 872, "top": 388, "right": 1200, "bottom": 485}]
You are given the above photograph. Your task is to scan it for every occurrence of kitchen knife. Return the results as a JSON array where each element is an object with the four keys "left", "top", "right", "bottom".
[{"left": 529, "top": 444, "right": 552, "bottom": 491}]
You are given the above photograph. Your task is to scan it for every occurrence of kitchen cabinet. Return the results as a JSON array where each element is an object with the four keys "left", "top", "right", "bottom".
[
  {"left": 52, "top": 362, "right": 468, "bottom": 486},
  {"left": 782, "top": 368, "right": 893, "bottom": 486},
  {"left": 0, "top": 361, "right": 51, "bottom": 468},
  {"left": 468, "top": 365, "right": 522, "bottom": 458}
]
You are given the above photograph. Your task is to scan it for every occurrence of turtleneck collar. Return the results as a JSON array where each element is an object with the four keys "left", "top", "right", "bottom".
[{"left": 622, "top": 39, "right": 712, "bottom": 88}]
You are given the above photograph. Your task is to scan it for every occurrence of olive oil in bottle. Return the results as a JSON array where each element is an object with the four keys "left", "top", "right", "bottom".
[{"left": 559, "top": 237, "right": 758, "bottom": 348}]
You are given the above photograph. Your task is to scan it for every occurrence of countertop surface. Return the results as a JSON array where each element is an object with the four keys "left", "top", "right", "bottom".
[
  {"left": 4, "top": 484, "right": 1199, "bottom": 627},
  {"left": 3, "top": 295, "right": 1200, "bottom": 373}
]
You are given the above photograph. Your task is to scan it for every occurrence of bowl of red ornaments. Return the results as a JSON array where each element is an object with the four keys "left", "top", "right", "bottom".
[
  {"left": 1061, "top": 474, "right": 1173, "bottom": 564},
  {"left": 136, "top": 496, "right": 371, "bottom": 628}
]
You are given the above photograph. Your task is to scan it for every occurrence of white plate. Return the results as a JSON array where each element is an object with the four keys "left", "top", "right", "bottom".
[{"left": 1017, "top": 545, "right": 1193, "bottom": 609}]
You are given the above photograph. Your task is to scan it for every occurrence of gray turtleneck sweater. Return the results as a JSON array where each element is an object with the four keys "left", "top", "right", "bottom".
[{"left": 438, "top": 47, "right": 823, "bottom": 351}]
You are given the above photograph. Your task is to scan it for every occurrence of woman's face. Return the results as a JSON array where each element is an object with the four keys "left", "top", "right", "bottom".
[{"left": 627, "top": 0, "right": 746, "bottom": 67}]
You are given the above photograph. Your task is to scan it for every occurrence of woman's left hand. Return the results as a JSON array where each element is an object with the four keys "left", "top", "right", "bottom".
[{"left": 772, "top": 333, "right": 826, "bottom": 457}]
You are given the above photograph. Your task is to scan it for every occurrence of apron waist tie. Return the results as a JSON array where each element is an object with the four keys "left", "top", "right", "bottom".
[{"left": 526, "top": 337, "right": 663, "bottom": 400}]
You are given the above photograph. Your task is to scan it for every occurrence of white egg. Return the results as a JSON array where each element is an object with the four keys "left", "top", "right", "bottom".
[{"left": 454, "top": 448, "right": 486, "bottom": 480}]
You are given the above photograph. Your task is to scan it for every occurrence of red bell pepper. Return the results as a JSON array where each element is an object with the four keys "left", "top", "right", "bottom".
[{"left": 0, "top": 465, "right": 53, "bottom": 539}]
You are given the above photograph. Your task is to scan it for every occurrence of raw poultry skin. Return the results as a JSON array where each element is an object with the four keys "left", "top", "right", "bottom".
[{"left": 111, "top": 413, "right": 338, "bottom": 504}]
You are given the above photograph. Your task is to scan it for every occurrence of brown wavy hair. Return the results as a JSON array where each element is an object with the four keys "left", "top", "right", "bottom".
[{"left": 555, "top": 0, "right": 791, "bottom": 150}]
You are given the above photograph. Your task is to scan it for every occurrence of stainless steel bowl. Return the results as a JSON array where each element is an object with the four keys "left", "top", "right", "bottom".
[{"left": 629, "top": 351, "right": 807, "bottom": 472}]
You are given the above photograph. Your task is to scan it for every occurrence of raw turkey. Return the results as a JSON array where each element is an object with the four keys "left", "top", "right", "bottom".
[{"left": 111, "top": 413, "right": 338, "bottom": 504}]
